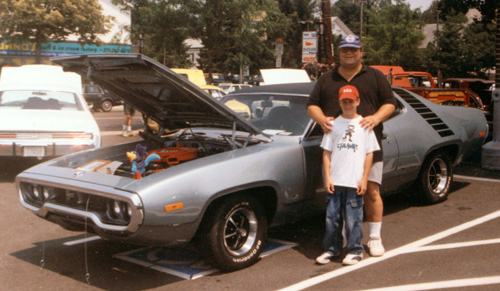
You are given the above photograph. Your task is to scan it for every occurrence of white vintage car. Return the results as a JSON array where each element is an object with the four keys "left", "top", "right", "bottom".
[{"left": 0, "top": 65, "right": 101, "bottom": 158}]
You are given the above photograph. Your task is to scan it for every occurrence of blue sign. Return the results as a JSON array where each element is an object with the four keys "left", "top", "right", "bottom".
[{"left": 0, "top": 40, "right": 131, "bottom": 57}]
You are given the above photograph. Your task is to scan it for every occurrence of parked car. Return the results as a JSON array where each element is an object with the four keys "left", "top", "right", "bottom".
[
  {"left": 171, "top": 68, "right": 227, "bottom": 100},
  {"left": 17, "top": 54, "right": 487, "bottom": 272},
  {"left": 202, "top": 84, "right": 227, "bottom": 100},
  {"left": 443, "top": 78, "right": 495, "bottom": 117},
  {"left": 210, "top": 73, "right": 226, "bottom": 85},
  {"left": 218, "top": 83, "right": 252, "bottom": 93},
  {"left": 388, "top": 71, "right": 485, "bottom": 111},
  {"left": 82, "top": 83, "right": 122, "bottom": 112},
  {"left": 0, "top": 65, "right": 101, "bottom": 158}
]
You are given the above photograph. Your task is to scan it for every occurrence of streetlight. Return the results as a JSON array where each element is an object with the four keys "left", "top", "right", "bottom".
[
  {"left": 316, "top": 17, "right": 325, "bottom": 63},
  {"left": 359, "top": 0, "right": 365, "bottom": 38},
  {"left": 138, "top": 32, "right": 144, "bottom": 54}
]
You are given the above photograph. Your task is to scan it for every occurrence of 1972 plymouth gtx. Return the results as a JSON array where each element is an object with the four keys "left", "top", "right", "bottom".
[{"left": 17, "top": 54, "right": 487, "bottom": 271}]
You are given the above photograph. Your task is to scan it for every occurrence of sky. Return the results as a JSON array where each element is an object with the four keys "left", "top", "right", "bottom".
[{"left": 407, "top": 0, "right": 434, "bottom": 11}]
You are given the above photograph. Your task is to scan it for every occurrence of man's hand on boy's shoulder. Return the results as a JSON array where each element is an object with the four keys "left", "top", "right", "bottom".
[
  {"left": 321, "top": 116, "right": 335, "bottom": 133},
  {"left": 360, "top": 115, "right": 380, "bottom": 131}
]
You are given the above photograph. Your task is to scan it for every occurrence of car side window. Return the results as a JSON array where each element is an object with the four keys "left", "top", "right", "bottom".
[{"left": 87, "top": 86, "right": 101, "bottom": 94}]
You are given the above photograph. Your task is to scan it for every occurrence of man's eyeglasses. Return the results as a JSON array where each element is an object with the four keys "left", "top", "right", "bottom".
[{"left": 340, "top": 47, "right": 360, "bottom": 53}]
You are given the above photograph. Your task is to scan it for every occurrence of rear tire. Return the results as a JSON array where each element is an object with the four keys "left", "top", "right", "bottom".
[
  {"left": 417, "top": 151, "right": 453, "bottom": 204},
  {"left": 197, "top": 195, "right": 267, "bottom": 271}
]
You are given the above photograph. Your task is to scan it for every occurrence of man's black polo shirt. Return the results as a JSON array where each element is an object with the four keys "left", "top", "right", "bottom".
[{"left": 308, "top": 64, "right": 396, "bottom": 162}]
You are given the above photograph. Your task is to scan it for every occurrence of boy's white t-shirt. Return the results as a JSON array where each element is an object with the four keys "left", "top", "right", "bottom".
[{"left": 320, "top": 115, "right": 380, "bottom": 188}]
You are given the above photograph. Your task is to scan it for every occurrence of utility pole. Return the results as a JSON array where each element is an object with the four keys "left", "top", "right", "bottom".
[
  {"left": 359, "top": 0, "right": 364, "bottom": 38},
  {"left": 482, "top": 8, "right": 500, "bottom": 170},
  {"left": 321, "top": 0, "right": 334, "bottom": 66}
]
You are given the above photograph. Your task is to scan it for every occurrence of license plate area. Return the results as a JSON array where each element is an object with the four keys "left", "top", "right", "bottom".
[{"left": 23, "top": 146, "right": 46, "bottom": 157}]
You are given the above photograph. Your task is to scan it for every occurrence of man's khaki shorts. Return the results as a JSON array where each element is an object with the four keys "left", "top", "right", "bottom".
[{"left": 368, "top": 161, "right": 383, "bottom": 185}]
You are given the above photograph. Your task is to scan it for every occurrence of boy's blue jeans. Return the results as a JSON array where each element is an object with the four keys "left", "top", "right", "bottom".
[{"left": 322, "top": 186, "right": 364, "bottom": 255}]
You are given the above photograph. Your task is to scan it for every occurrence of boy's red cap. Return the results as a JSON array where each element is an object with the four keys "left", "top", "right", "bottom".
[{"left": 339, "top": 85, "right": 359, "bottom": 100}]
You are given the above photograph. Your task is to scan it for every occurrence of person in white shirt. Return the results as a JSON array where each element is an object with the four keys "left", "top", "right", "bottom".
[{"left": 315, "top": 85, "right": 380, "bottom": 266}]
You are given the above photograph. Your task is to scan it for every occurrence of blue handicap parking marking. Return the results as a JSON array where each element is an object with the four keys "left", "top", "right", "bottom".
[{"left": 114, "top": 239, "right": 297, "bottom": 280}]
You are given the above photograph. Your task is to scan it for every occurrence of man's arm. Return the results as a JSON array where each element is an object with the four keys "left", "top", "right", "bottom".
[
  {"left": 359, "top": 103, "right": 396, "bottom": 131},
  {"left": 308, "top": 105, "right": 335, "bottom": 133}
]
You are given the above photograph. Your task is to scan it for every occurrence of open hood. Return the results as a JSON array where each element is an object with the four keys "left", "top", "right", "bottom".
[{"left": 51, "top": 54, "right": 260, "bottom": 135}]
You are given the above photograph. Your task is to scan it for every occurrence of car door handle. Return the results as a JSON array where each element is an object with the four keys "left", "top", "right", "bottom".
[{"left": 382, "top": 132, "right": 388, "bottom": 140}]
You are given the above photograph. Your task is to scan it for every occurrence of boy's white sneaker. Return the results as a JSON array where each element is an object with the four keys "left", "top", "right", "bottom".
[
  {"left": 342, "top": 253, "right": 363, "bottom": 265},
  {"left": 368, "top": 235, "right": 385, "bottom": 257},
  {"left": 315, "top": 252, "right": 336, "bottom": 265}
]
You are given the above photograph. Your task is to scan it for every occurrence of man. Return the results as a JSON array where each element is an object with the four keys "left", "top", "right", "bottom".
[
  {"left": 307, "top": 34, "right": 396, "bottom": 257},
  {"left": 121, "top": 103, "right": 135, "bottom": 137}
]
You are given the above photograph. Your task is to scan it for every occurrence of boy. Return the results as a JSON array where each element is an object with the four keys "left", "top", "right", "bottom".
[{"left": 315, "top": 85, "right": 380, "bottom": 266}]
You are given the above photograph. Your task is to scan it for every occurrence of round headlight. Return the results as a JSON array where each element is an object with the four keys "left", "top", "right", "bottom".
[
  {"left": 127, "top": 204, "right": 133, "bottom": 217},
  {"left": 113, "top": 201, "right": 121, "bottom": 216},
  {"left": 43, "top": 188, "right": 50, "bottom": 200},
  {"left": 33, "top": 187, "right": 40, "bottom": 198}
]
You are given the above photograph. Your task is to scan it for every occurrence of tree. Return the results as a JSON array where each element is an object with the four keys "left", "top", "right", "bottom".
[
  {"left": 112, "top": 0, "right": 197, "bottom": 68},
  {"left": 193, "top": 0, "right": 290, "bottom": 80},
  {"left": 278, "top": 0, "right": 318, "bottom": 68},
  {"left": 0, "top": 0, "right": 112, "bottom": 63},
  {"left": 331, "top": 0, "right": 361, "bottom": 35},
  {"left": 426, "top": 11, "right": 495, "bottom": 78},
  {"left": 362, "top": 1, "right": 425, "bottom": 70}
]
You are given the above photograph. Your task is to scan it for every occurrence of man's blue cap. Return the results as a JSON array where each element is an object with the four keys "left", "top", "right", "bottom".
[{"left": 339, "top": 34, "right": 361, "bottom": 49}]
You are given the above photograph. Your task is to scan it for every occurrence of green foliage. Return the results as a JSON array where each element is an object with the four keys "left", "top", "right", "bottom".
[
  {"left": 331, "top": 0, "right": 361, "bottom": 35},
  {"left": 279, "top": 0, "right": 317, "bottom": 68},
  {"left": 0, "top": 0, "right": 112, "bottom": 63},
  {"left": 362, "top": 1, "right": 425, "bottom": 70},
  {"left": 193, "top": 0, "right": 291, "bottom": 78},
  {"left": 112, "top": 0, "right": 196, "bottom": 68},
  {"left": 426, "top": 12, "right": 495, "bottom": 78},
  {"left": 1, "top": 0, "right": 495, "bottom": 79}
]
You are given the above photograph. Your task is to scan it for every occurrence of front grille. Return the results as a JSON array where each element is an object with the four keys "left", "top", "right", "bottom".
[{"left": 20, "top": 182, "right": 131, "bottom": 226}]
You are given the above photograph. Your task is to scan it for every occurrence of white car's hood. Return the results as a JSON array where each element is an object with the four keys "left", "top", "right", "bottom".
[{"left": 0, "top": 110, "right": 99, "bottom": 132}]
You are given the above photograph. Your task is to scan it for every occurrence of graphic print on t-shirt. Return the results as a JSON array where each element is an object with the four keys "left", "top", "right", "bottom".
[
  {"left": 342, "top": 125, "right": 355, "bottom": 142},
  {"left": 338, "top": 124, "right": 358, "bottom": 152}
]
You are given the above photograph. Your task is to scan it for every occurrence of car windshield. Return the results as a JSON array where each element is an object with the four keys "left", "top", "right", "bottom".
[
  {"left": 223, "top": 93, "right": 310, "bottom": 136},
  {"left": 0, "top": 90, "right": 84, "bottom": 111}
]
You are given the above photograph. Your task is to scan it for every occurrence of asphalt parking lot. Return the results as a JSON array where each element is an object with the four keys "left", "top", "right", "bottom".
[{"left": 1, "top": 107, "right": 500, "bottom": 290}]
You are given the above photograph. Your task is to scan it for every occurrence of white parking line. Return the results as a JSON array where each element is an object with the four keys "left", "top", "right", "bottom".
[
  {"left": 278, "top": 210, "right": 500, "bottom": 291},
  {"left": 63, "top": 236, "right": 101, "bottom": 246},
  {"left": 406, "top": 238, "right": 500, "bottom": 253},
  {"left": 454, "top": 174, "right": 500, "bottom": 183},
  {"left": 359, "top": 276, "right": 500, "bottom": 291}
]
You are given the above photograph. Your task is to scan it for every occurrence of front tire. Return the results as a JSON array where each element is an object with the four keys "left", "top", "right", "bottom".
[
  {"left": 100, "top": 100, "right": 113, "bottom": 112},
  {"left": 197, "top": 195, "right": 267, "bottom": 271},
  {"left": 417, "top": 151, "right": 453, "bottom": 204}
]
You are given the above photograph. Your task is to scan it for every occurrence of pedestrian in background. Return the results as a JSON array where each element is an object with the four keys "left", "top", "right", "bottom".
[{"left": 121, "top": 103, "right": 135, "bottom": 137}]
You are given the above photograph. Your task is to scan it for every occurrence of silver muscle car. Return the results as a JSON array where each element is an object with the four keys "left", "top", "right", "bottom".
[{"left": 17, "top": 54, "right": 488, "bottom": 271}]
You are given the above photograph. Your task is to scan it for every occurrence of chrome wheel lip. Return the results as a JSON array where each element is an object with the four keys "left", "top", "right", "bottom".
[
  {"left": 223, "top": 207, "right": 258, "bottom": 257},
  {"left": 428, "top": 158, "right": 448, "bottom": 195}
]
